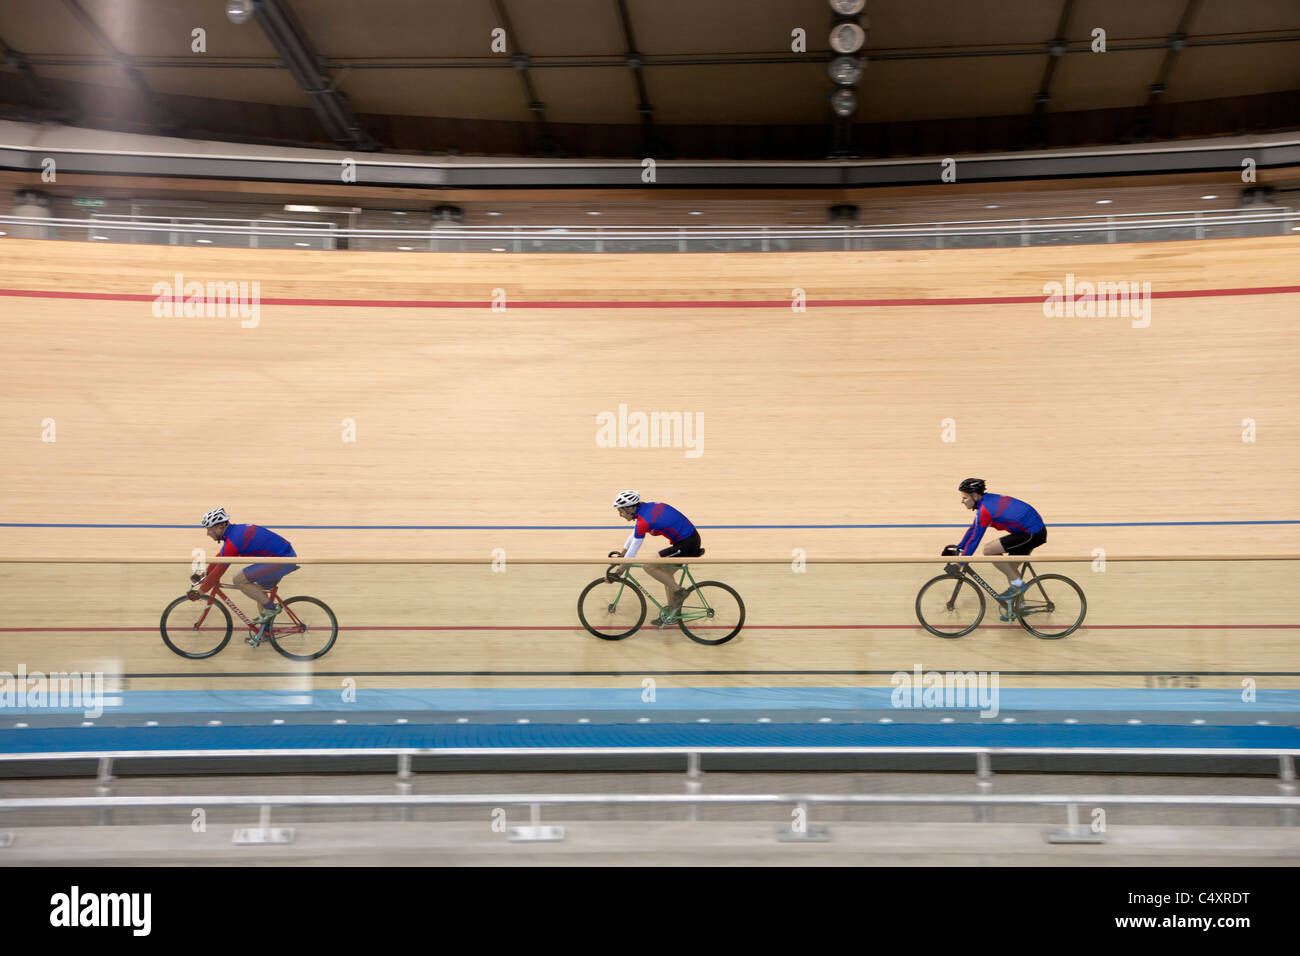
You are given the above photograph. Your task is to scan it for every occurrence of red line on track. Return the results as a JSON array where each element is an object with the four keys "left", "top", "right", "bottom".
[
  {"left": 2, "top": 285, "right": 1299, "bottom": 310},
  {"left": 3, "top": 624, "right": 1297, "bottom": 633}
]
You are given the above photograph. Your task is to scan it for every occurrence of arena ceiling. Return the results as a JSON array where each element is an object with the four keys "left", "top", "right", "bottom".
[{"left": 0, "top": 0, "right": 1298, "bottom": 159}]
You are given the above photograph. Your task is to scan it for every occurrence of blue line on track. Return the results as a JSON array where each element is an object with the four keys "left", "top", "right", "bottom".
[
  {"left": 3, "top": 721, "right": 1298, "bottom": 752},
  {"left": 3, "top": 520, "right": 1299, "bottom": 530}
]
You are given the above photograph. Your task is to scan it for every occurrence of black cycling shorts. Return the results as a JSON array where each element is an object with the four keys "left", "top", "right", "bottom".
[
  {"left": 1000, "top": 528, "right": 1047, "bottom": 555},
  {"left": 659, "top": 530, "right": 703, "bottom": 559}
]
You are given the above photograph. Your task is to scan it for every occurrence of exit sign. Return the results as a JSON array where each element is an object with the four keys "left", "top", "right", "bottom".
[{"left": 72, "top": 198, "right": 106, "bottom": 207}]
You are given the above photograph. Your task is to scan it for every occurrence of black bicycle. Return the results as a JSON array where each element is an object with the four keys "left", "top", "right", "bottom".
[{"left": 915, "top": 555, "right": 1086, "bottom": 639}]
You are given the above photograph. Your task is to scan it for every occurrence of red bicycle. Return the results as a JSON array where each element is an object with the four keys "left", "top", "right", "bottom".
[{"left": 160, "top": 575, "right": 338, "bottom": 661}]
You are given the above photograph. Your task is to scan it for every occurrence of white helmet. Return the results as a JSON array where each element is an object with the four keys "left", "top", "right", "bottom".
[
  {"left": 200, "top": 507, "right": 230, "bottom": 528},
  {"left": 613, "top": 490, "right": 641, "bottom": 509}
]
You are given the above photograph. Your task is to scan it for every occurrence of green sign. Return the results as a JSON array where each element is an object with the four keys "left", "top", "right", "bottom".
[{"left": 72, "top": 198, "right": 106, "bottom": 207}]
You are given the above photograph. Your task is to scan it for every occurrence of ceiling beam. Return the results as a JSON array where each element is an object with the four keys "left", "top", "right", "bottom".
[
  {"left": 491, "top": 0, "right": 557, "bottom": 156},
  {"left": 612, "top": 0, "right": 662, "bottom": 157},
  {"left": 1133, "top": 0, "right": 1203, "bottom": 140},
  {"left": 1023, "top": 0, "right": 1076, "bottom": 148},
  {"left": 0, "top": 34, "right": 72, "bottom": 121},
  {"left": 59, "top": 0, "right": 167, "bottom": 130},
  {"left": 253, "top": 0, "right": 378, "bottom": 151}
]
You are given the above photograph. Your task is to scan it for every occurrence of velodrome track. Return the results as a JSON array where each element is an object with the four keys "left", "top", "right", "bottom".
[{"left": 0, "top": 236, "right": 1298, "bottom": 725}]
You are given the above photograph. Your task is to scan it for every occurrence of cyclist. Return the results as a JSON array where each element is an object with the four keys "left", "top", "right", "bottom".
[
  {"left": 950, "top": 478, "right": 1047, "bottom": 615},
  {"left": 190, "top": 508, "right": 299, "bottom": 630},
  {"left": 610, "top": 491, "right": 701, "bottom": 623}
]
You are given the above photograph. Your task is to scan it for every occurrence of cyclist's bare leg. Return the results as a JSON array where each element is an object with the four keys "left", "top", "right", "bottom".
[
  {"left": 646, "top": 563, "right": 685, "bottom": 604},
  {"left": 981, "top": 540, "right": 1021, "bottom": 585},
  {"left": 232, "top": 571, "right": 274, "bottom": 613}
]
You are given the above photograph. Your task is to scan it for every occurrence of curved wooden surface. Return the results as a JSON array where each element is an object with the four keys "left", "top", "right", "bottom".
[{"left": 0, "top": 235, "right": 1297, "bottom": 692}]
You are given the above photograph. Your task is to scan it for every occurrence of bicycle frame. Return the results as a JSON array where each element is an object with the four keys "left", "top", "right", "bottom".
[
  {"left": 195, "top": 583, "right": 301, "bottom": 635},
  {"left": 946, "top": 561, "right": 1052, "bottom": 614},
  {"left": 610, "top": 564, "right": 710, "bottom": 621}
]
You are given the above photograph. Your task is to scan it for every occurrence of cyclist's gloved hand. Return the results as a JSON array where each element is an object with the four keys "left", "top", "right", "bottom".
[{"left": 186, "top": 587, "right": 203, "bottom": 601}]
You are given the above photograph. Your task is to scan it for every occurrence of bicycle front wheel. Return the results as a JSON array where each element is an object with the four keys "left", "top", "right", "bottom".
[
  {"left": 578, "top": 577, "right": 647, "bottom": 639},
  {"left": 269, "top": 596, "right": 339, "bottom": 660},
  {"left": 915, "top": 574, "right": 985, "bottom": 638},
  {"left": 677, "top": 582, "right": 745, "bottom": 645},
  {"left": 160, "top": 596, "right": 232, "bottom": 659},
  {"left": 1015, "top": 574, "right": 1086, "bottom": 639}
]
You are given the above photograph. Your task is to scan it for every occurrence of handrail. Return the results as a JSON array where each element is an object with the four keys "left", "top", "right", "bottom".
[
  {"left": 89, "top": 214, "right": 333, "bottom": 227},
  {"left": 1, "top": 208, "right": 1296, "bottom": 242},
  {"left": 1, "top": 746, "right": 1297, "bottom": 761},
  {"left": 2, "top": 793, "right": 1299, "bottom": 811}
]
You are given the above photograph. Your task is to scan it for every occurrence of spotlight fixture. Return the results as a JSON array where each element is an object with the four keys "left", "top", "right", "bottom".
[
  {"left": 827, "top": 55, "right": 865, "bottom": 85},
  {"left": 830, "top": 88, "right": 858, "bottom": 117},
  {"left": 829, "top": 22, "right": 866, "bottom": 54},
  {"left": 829, "top": 0, "right": 866, "bottom": 14}
]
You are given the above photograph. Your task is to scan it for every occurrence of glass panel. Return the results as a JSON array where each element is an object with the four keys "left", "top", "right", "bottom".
[{"left": 1, "top": 559, "right": 1294, "bottom": 732}]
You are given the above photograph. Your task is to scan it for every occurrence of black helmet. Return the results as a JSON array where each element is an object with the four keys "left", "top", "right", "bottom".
[{"left": 957, "top": 478, "right": 986, "bottom": 495}]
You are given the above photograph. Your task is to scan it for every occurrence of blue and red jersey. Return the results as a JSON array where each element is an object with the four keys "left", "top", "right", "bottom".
[
  {"left": 198, "top": 524, "right": 296, "bottom": 592},
  {"left": 958, "top": 494, "right": 1045, "bottom": 556},
  {"left": 632, "top": 502, "right": 695, "bottom": 544}
]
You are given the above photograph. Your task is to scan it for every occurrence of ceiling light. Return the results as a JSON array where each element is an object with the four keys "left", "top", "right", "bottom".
[
  {"left": 1095, "top": 199, "right": 1112, "bottom": 205},
  {"left": 985, "top": 204, "right": 1000, "bottom": 209},
  {"left": 226, "top": 0, "right": 253, "bottom": 25},
  {"left": 1201, "top": 194, "right": 1218, "bottom": 200},
  {"left": 0, "top": 231, "right": 6, "bottom": 236},
  {"left": 392, "top": 211, "right": 407, "bottom": 216},
  {"left": 587, "top": 211, "right": 601, "bottom": 216},
  {"left": 92, "top": 235, "right": 108, "bottom": 240},
  {"left": 283, "top": 204, "right": 360, "bottom": 214},
  {"left": 486, "top": 211, "right": 502, "bottom": 216},
  {"left": 491, "top": 247, "right": 506, "bottom": 252},
  {"left": 829, "top": 0, "right": 866, "bottom": 14},
  {"left": 397, "top": 246, "right": 413, "bottom": 251},
  {"left": 195, "top": 238, "right": 212, "bottom": 244},
  {"left": 829, "top": 22, "right": 866, "bottom": 54},
  {"left": 830, "top": 88, "right": 858, "bottom": 117},
  {"left": 688, "top": 211, "right": 702, "bottom": 216},
  {"left": 294, "top": 242, "right": 309, "bottom": 247}
]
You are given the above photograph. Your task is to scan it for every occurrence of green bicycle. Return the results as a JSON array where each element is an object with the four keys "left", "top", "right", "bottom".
[{"left": 577, "top": 561, "right": 746, "bottom": 645}]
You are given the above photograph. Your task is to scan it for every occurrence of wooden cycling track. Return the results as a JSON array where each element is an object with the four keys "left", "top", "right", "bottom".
[{"left": 0, "top": 235, "right": 1297, "bottom": 693}]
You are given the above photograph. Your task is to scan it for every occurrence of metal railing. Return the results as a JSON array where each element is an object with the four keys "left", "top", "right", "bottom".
[
  {"left": 1, "top": 747, "right": 1295, "bottom": 840},
  {"left": 1, "top": 207, "right": 1295, "bottom": 251}
]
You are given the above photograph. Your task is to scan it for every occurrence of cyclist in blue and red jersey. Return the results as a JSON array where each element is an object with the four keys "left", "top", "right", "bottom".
[
  {"left": 951, "top": 478, "right": 1047, "bottom": 609},
  {"left": 189, "top": 507, "right": 299, "bottom": 629},
  {"left": 610, "top": 491, "right": 701, "bottom": 621}
]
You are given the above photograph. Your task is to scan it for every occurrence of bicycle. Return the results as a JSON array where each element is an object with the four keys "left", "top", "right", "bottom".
[
  {"left": 577, "top": 555, "right": 745, "bottom": 645},
  {"left": 160, "top": 573, "right": 338, "bottom": 661},
  {"left": 914, "top": 555, "right": 1086, "bottom": 640}
]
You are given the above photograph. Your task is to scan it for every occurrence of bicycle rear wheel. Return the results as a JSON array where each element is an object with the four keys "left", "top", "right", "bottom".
[
  {"left": 268, "top": 596, "right": 338, "bottom": 660},
  {"left": 160, "top": 596, "right": 232, "bottom": 659},
  {"left": 915, "top": 574, "right": 985, "bottom": 638},
  {"left": 578, "top": 577, "right": 647, "bottom": 639},
  {"left": 677, "top": 582, "right": 745, "bottom": 645},
  {"left": 1015, "top": 574, "right": 1086, "bottom": 639}
]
